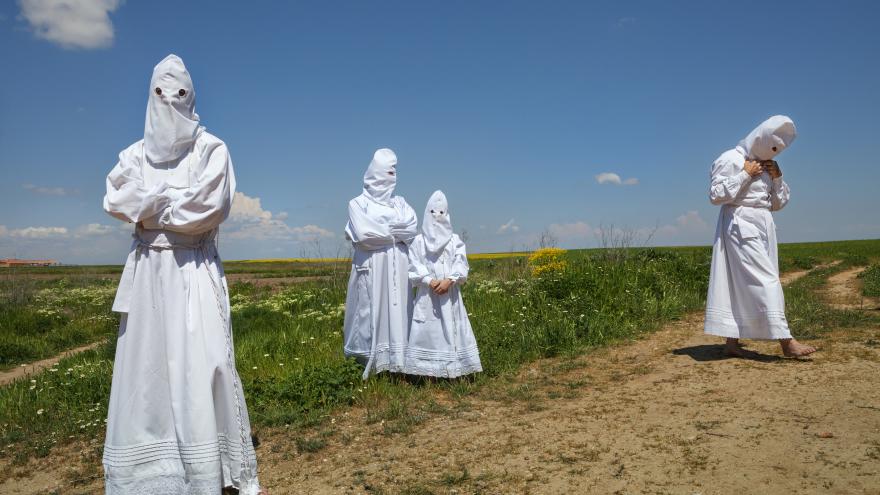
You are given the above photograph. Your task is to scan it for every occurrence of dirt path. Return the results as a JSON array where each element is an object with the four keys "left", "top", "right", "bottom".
[
  {"left": 4, "top": 266, "right": 880, "bottom": 494},
  {"left": 824, "top": 266, "right": 880, "bottom": 311},
  {"left": 0, "top": 341, "right": 104, "bottom": 386}
]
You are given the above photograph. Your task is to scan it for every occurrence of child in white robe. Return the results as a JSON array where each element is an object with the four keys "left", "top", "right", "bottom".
[
  {"left": 405, "top": 190, "right": 483, "bottom": 378},
  {"left": 102, "top": 55, "right": 262, "bottom": 494},
  {"left": 704, "top": 115, "right": 816, "bottom": 358},
  {"left": 343, "top": 148, "right": 419, "bottom": 379}
]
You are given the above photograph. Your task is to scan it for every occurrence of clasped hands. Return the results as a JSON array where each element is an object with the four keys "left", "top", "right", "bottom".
[
  {"left": 428, "top": 278, "right": 454, "bottom": 295},
  {"left": 744, "top": 160, "right": 782, "bottom": 179}
]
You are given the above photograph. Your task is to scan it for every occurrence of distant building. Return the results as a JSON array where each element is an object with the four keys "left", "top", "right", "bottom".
[{"left": 0, "top": 258, "right": 60, "bottom": 267}]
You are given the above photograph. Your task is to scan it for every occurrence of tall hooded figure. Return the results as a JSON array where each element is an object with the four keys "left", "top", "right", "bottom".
[
  {"left": 405, "top": 190, "right": 482, "bottom": 377},
  {"left": 343, "top": 148, "right": 419, "bottom": 379},
  {"left": 704, "top": 115, "right": 816, "bottom": 357},
  {"left": 102, "top": 55, "right": 262, "bottom": 494}
]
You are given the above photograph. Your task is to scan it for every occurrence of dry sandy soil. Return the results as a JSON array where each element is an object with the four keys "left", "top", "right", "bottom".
[{"left": 3, "top": 267, "right": 879, "bottom": 494}]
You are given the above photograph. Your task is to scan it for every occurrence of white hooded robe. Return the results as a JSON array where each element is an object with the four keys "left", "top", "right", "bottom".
[
  {"left": 405, "top": 191, "right": 482, "bottom": 377},
  {"left": 101, "top": 55, "right": 260, "bottom": 494},
  {"left": 343, "top": 148, "right": 418, "bottom": 379},
  {"left": 704, "top": 115, "right": 794, "bottom": 340}
]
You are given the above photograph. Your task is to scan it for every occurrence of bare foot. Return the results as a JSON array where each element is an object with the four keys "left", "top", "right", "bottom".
[
  {"left": 724, "top": 338, "right": 745, "bottom": 357},
  {"left": 780, "top": 338, "right": 817, "bottom": 358}
]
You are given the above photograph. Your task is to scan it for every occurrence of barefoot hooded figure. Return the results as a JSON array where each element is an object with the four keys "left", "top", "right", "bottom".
[
  {"left": 405, "top": 190, "right": 482, "bottom": 377},
  {"left": 343, "top": 148, "right": 418, "bottom": 378},
  {"left": 102, "top": 55, "right": 261, "bottom": 493},
  {"left": 704, "top": 115, "right": 816, "bottom": 357}
]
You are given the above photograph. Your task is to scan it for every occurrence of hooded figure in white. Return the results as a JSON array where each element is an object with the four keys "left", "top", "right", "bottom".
[
  {"left": 343, "top": 148, "right": 419, "bottom": 379},
  {"left": 704, "top": 115, "right": 812, "bottom": 353},
  {"left": 405, "top": 191, "right": 482, "bottom": 377},
  {"left": 102, "top": 55, "right": 261, "bottom": 494}
]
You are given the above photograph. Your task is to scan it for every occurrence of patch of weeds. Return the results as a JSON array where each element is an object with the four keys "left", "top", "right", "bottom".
[
  {"left": 859, "top": 264, "right": 880, "bottom": 297},
  {"left": 399, "top": 484, "right": 436, "bottom": 495},
  {"left": 440, "top": 466, "right": 471, "bottom": 486},
  {"left": 295, "top": 435, "right": 327, "bottom": 453}
]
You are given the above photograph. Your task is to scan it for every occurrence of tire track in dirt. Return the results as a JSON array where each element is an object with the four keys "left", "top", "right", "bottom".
[
  {"left": 0, "top": 340, "right": 105, "bottom": 386},
  {"left": 824, "top": 266, "right": 880, "bottom": 312}
]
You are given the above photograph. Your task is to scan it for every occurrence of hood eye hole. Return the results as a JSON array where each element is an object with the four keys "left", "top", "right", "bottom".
[
  {"left": 772, "top": 146, "right": 778, "bottom": 152},
  {"left": 430, "top": 210, "right": 435, "bottom": 214},
  {"left": 154, "top": 87, "right": 162, "bottom": 96},
  {"left": 178, "top": 89, "right": 187, "bottom": 97}
]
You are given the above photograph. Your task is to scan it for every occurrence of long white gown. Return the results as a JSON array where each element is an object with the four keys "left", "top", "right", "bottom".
[
  {"left": 343, "top": 149, "right": 418, "bottom": 379},
  {"left": 704, "top": 115, "right": 795, "bottom": 340},
  {"left": 405, "top": 191, "right": 482, "bottom": 377},
  {"left": 102, "top": 55, "right": 260, "bottom": 494}
]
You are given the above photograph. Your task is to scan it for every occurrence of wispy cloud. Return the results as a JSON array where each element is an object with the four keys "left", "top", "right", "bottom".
[
  {"left": 496, "top": 218, "right": 520, "bottom": 235},
  {"left": 23, "top": 183, "right": 79, "bottom": 196},
  {"left": 2, "top": 225, "right": 69, "bottom": 239},
  {"left": 595, "top": 172, "right": 638, "bottom": 186},
  {"left": 19, "top": 0, "right": 122, "bottom": 50},
  {"left": 548, "top": 221, "right": 597, "bottom": 241},
  {"left": 615, "top": 17, "right": 637, "bottom": 28}
]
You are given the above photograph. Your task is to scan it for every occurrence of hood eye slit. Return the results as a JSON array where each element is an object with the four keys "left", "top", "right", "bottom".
[{"left": 154, "top": 87, "right": 162, "bottom": 96}]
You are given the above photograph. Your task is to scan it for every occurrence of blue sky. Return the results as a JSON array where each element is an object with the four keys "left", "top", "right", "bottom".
[{"left": 1, "top": 1, "right": 878, "bottom": 263}]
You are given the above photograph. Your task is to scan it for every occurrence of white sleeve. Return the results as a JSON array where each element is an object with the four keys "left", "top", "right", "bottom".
[
  {"left": 709, "top": 157, "right": 753, "bottom": 205},
  {"left": 103, "top": 146, "right": 171, "bottom": 224},
  {"left": 146, "top": 141, "right": 235, "bottom": 234},
  {"left": 769, "top": 177, "right": 790, "bottom": 211},
  {"left": 389, "top": 199, "right": 419, "bottom": 244},
  {"left": 345, "top": 199, "right": 395, "bottom": 250},
  {"left": 449, "top": 235, "right": 469, "bottom": 284},
  {"left": 407, "top": 238, "right": 433, "bottom": 287}
]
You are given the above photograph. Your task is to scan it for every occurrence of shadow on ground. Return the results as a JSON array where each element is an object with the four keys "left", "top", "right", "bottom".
[{"left": 672, "top": 344, "right": 783, "bottom": 363}]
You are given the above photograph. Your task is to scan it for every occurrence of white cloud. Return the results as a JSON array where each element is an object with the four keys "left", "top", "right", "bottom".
[
  {"left": 615, "top": 17, "right": 637, "bottom": 28},
  {"left": 595, "top": 172, "right": 638, "bottom": 186},
  {"left": 23, "top": 183, "right": 79, "bottom": 196},
  {"left": 5, "top": 226, "right": 69, "bottom": 239},
  {"left": 225, "top": 192, "right": 334, "bottom": 242},
  {"left": 19, "top": 0, "right": 122, "bottom": 49},
  {"left": 638, "top": 210, "right": 712, "bottom": 245},
  {"left": 496, "top": 219, "right": 520, "bottom": 235},
  {"left": 548, "top": 221, "right": 596, "bottom": 241},
  {"left": 74, "top": 223, "right": 115, "bottom": 237}
]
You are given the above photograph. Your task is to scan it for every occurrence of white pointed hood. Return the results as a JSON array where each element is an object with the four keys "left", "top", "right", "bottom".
[
  {"left": 363, "top": 148, "right": 397, "bottom": 205},
  {"left": 738, "top": 115, "right": 796, "bottom": 161},
  {"left": 144, "top": 54, "right": 201, "bottom": 164},
  {"left": 422, "top": 190, "right": 453, "bottom": 254}
]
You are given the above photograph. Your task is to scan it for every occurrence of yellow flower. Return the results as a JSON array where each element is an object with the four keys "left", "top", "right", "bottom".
[{"left": 528, "top": 247, "right": 568, "bottom": 277}]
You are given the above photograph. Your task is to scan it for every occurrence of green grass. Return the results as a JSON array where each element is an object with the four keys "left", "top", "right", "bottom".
[
  {"left": 860, "top": 264, "right": 880, "bottom": 297},
  {"left": 0, "top": 277, "right": 119, "bottom": 369},
  {"left": 783, "top": 263, "right": 880, "bottom": 339},
  {"left": 0, "top": 239, "right": 878, "bottom": 464}
]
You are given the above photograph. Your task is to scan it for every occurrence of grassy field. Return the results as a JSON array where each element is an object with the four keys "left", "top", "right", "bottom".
[{"left": 0, "top": 239, "right": 877, "bottom": 466}]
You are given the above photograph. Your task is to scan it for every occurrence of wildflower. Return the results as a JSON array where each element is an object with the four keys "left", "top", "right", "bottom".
[
  {"left": 252, "top": 366, "right": 258, "bottom": 370},
  {"left": 263, "top": 354, "right": 270, "bottom": 357},
  {"left": 37, "top": 409, "right": 44, "bottom": 415}
]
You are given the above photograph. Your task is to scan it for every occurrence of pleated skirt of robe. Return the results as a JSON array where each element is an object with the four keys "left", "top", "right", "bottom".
[
  {"left": 405, "top": 286, "right": 482, "bottom": 378},
  {"left": 704, "top": 205, "right": 793, "bottom": 340},
  {"left": 103, "top": 230, "right": 259, "bottom": 494},
  {"left": 343, "top": 242, "right": 411, "bottom": 378}
]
